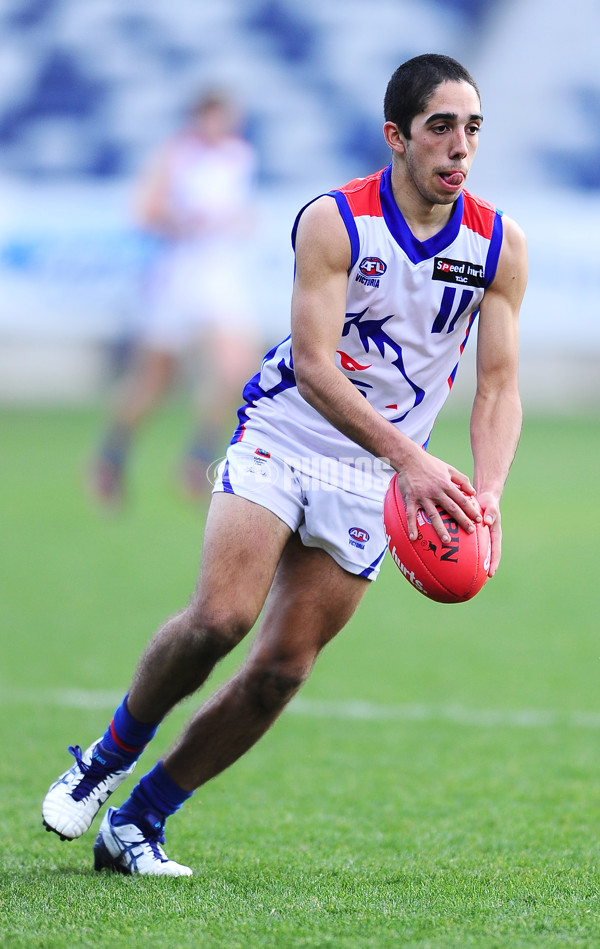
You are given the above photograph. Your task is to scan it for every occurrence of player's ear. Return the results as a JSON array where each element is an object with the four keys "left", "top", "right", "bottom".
[{"left": 383, "top": 121, "right": 406, "bottom": 155}]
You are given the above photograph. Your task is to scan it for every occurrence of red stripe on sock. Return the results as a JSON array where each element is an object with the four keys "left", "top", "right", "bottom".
[{"left": 110, "top": 720, "right": 145, "bottom": 754}]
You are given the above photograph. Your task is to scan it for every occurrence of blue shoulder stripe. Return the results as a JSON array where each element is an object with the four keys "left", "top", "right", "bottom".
[
  {"left": 291, "top": 192, "right": 360, "bottom": 273},
  {"left": 484, "top": 209, "right": 504, "bottom": 287}
]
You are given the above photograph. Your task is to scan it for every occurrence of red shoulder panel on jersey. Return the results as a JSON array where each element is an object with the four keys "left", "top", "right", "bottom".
[
  {"left": 461, "top": 190, "right": 496, "bottom": 239},
  {"left": 338, "top": 170, "right": 384, "bottom": 218}
]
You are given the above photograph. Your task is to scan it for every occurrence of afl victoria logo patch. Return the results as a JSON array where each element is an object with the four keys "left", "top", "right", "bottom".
[
  {"left": 359, "top": 257, "right": 387, "bottom": 277},
  {"left": 349, "top": 527, "right": 370, "bottom": 550}
]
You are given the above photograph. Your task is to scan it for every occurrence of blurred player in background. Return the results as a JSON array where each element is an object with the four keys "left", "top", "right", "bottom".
[
  {"left": 90, "top": 89, "right": 262, "bottom": 505},
  {"left": 44, "top": 55, "right": 527, "bottom": 876}
]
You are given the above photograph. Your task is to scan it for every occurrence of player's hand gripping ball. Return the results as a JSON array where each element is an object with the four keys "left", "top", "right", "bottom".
[{"left": 383, "top": 474, "right": 491, "bottom": 604}]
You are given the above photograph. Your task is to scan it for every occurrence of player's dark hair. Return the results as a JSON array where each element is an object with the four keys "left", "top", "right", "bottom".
[
  {"left": 190, "top": 89, "right": 233, "bottom": 116},
  {"left": 384, "top": 54, "right": 480, "bottom": 139}
]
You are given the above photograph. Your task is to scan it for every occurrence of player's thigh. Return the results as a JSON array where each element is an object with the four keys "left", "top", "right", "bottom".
[
  {"left": 191, "top": 492, "right": 293, "bottom": 631},
  {"left": 248, "top": 533, "right": 370, "bottom": 669}
]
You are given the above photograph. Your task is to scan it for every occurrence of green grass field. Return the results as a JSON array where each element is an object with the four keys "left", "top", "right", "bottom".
[{"left": 2, "top": 405, "right": 600, "bottom": 948}]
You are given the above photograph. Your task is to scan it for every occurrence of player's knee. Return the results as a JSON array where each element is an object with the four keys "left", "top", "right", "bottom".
[
  {"left": 243, "top": 662, "right": 308, "bottom": 714},
  {"left": 185, "top": 605, "right": 251, "bottom": 658}
]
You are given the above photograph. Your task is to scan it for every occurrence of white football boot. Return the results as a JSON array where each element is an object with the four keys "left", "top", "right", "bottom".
[
  {"left": 93, "top": 807, "right": 192, "bottom": 876},
  {"left": 42, "top": 740, "right": 136, "bottom": 840}
]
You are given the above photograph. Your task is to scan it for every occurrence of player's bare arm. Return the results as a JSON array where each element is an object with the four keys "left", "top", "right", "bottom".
[
  {"left": 134, "top": 146, "right": 174, "bottom": 234},
  {"left": 471, "top": 214, "right": 527, "bottom": 575},
  {"left": 291, "top": 196, "right": 480, "bottom": 545}
]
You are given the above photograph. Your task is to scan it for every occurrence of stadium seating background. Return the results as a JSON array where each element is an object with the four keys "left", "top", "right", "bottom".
[{"left": 0, "top": 0, "right": 598, "bottom": 405}]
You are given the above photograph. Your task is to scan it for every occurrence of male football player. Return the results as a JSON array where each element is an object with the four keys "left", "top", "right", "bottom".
[{"left": 43, "top": 54, "right": 526, "bottom": 875}]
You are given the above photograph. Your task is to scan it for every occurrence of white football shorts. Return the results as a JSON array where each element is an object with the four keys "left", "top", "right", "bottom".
[{"left": 212, "top": 435, "right": 388, "bottom": 580}]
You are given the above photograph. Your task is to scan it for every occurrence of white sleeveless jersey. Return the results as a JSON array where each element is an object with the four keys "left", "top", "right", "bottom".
[
  {"left": 164, "top": 132, "right": 257, "bottom": 231},
  {"left": 232, "top": 164, "right": 503, "bottom": 489}
]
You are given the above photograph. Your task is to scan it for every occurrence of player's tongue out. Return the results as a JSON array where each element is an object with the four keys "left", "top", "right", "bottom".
[{"left": 441, "top": 171, "right": 463, "bottom": 186}]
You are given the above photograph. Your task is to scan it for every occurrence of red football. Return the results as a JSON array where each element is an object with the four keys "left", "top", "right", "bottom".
[{"left": 383, "top": 474, "right": 491, "bottom": 604}]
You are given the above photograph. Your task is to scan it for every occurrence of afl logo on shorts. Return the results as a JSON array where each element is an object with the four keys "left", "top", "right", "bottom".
[
  {"left": 349, "top": 527, "right": 370, "bottom": 550},
  {"left": 359, "top": 257, "right": 387, "bottom": 277}
]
